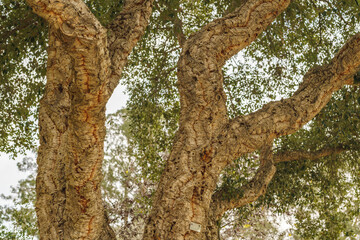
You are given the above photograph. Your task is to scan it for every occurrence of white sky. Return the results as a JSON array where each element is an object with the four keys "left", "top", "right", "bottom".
[{"left": 0, "top": 84, "right": 128, "bottom": 199}]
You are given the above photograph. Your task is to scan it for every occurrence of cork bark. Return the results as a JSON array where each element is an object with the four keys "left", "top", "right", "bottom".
[
  {"left": 143, "top": 0, "right": 360, "bottom": 239},
  {"left": 25, "top": 0, "right": 153, "bottom": 239},
  {"left": 25, "top": 0, "right": 360, "bottom": 239}
]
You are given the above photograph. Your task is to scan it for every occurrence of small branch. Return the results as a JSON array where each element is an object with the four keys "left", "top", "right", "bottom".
[
  {"left": 157, "top": 1, "right": 186, "bottom": 48},
  {"left": 273, "top": 147, "right": 346, "bottom": 164},
  {"left": 210, "top": 144, "right": 276, "bottom": 220},
  {"left": 172, "top": 9, "right": 186, "bottom": 48}
]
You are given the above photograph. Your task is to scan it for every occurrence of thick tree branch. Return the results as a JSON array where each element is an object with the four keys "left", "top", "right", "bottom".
[
  {"left": 220, "top": 33, "right": 360, "bottom": 162},
  {"left": 183, "top": 0, "right": 290, "bottom": 66},
  {"left": 209, "top": 144, "right": 276, "bottom": 221},
  {"left": 107, "top": 0, "right": 154, "bottom": 94},
  {"left": 176, "top": 0, "right": 290, "bottom": 150}
]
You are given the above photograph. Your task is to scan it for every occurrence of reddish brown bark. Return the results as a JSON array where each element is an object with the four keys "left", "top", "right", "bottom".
[{"left": 25, "top": 0, "right": 153, "bottom": 239}]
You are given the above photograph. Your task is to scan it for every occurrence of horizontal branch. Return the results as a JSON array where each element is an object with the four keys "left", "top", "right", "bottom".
[
  {"left": 219, "top": 32, "right": 360, "bottom": 162},
  {"left": 209, "top": 142, "right": 354, "bottom": 222}
]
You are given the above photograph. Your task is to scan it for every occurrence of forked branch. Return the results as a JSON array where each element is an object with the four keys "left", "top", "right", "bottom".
[{"left": 210, "top": 144, "right": 276, "bottom": 220}]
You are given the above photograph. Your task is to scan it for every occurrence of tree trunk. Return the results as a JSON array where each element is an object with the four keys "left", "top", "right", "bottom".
[
  {"left": 26, "top": 0, "right": 154, "bottom": 239},
  {"left": 36, "top": 27, "right": 72, "bottom": 239},
  {"left": 36, "top": 26, "right": 115, "bottom": 239},
  {"left": 142, "top": 141, "right": 225, "bottom": 239}
]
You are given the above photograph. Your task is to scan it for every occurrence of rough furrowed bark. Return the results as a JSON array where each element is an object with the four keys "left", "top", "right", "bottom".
[
  {"left": 28, "top": 0, "right": 114, "bottom": 236},
  {"left": 25, "top": 0, "right": 153, "bottom": 239},
  {"left": 202, "top": 39, "right": 360, "bottom": 236},
  {"left": 143, "top": 1, "right": 290, "bottom": 239},
  {"left": 25, "top": 0, "right": 360, "bottom": 238},
  {"left": 36, "top": 27, "right": 72, "bottom": 239},
  {"left": 218, "top": 32, "right": 360, "bottom": 162},
  {"left": 107, "top": 0, "right": 154, "bottom": 94}
]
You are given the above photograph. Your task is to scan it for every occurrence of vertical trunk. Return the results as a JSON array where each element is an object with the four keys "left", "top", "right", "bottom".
[
  {"left": 142, "top": 142, "right": 222, "bottom": 240},
  {"left": 143, "top": 43, "right": 229, "bottom": 240},
  {"left": 26, "top": 0, "right": 154, "bottom": 239},
  {"left": 36, "top": 27, "right": 115, "bottom": 240},
  {"left": 36, "top": 27, "right": 71, "bottom": 240}
]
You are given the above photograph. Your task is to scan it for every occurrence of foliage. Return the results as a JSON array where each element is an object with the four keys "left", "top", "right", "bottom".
[
  {"left": 0, "top": 0, "right": 46, "bottom": 156},
  {"left": 0, "top": 157, "right": 37, "bottom": 240}
]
